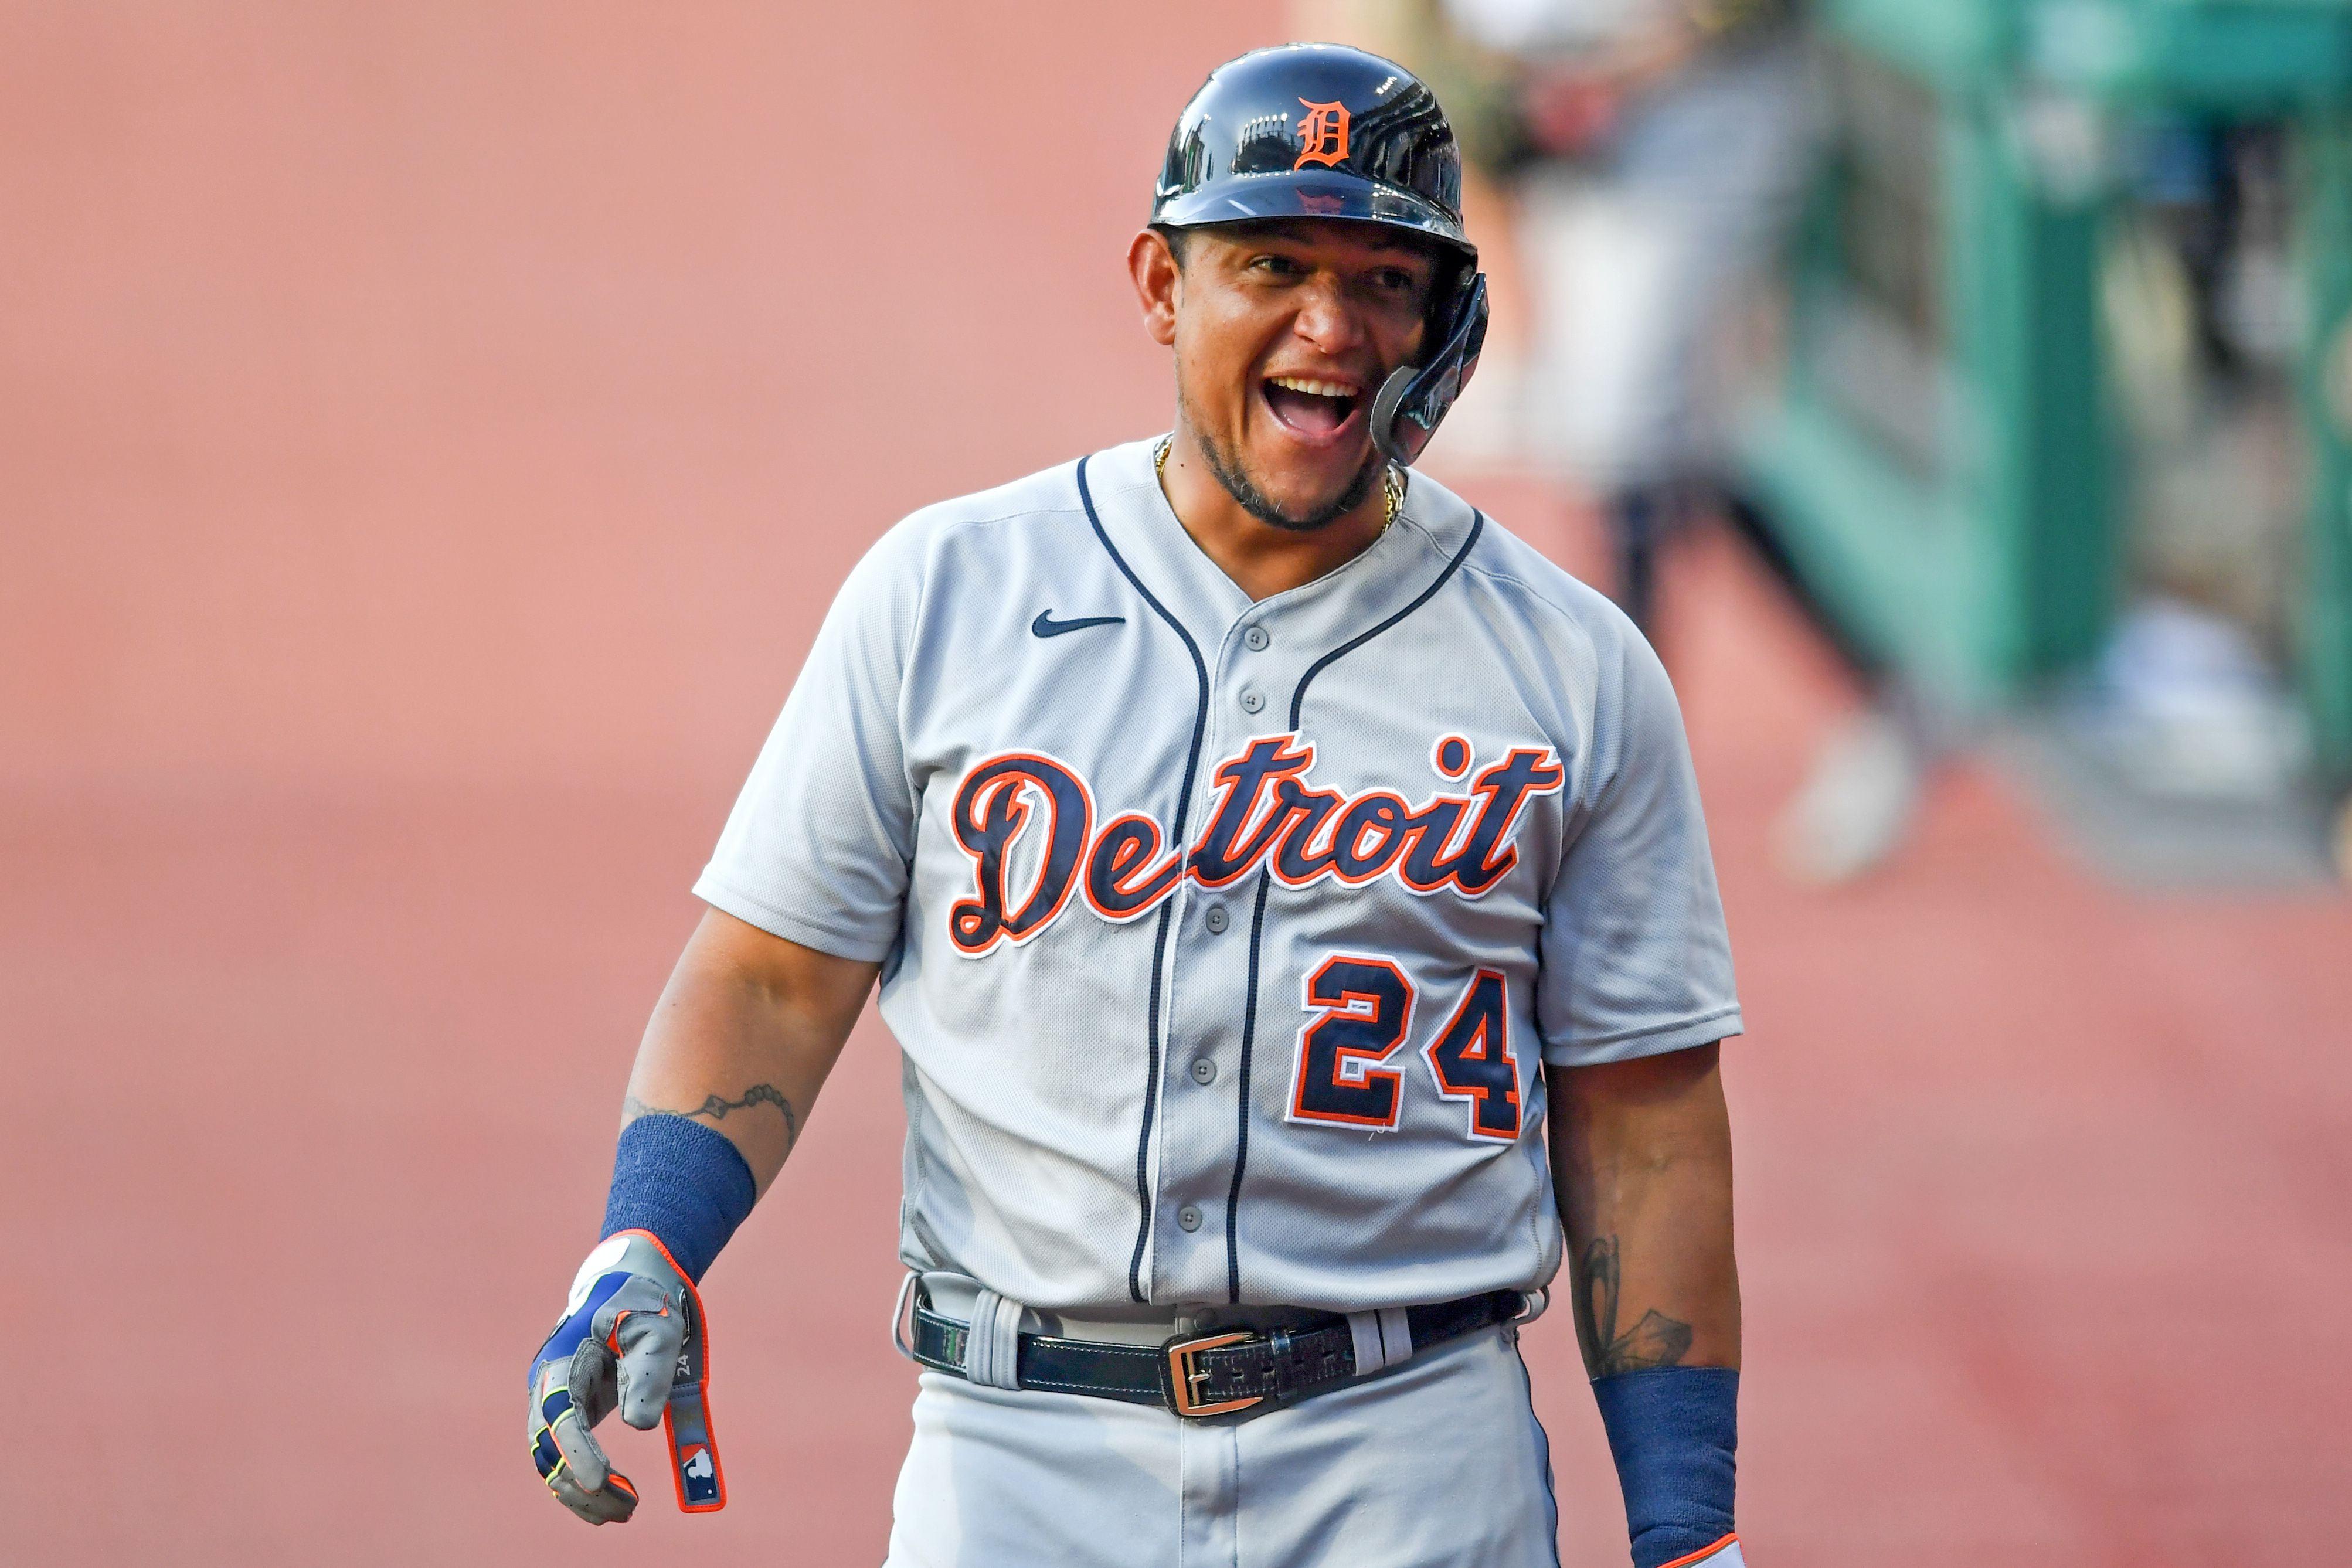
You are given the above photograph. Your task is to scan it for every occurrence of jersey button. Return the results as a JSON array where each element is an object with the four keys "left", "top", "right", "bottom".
[
  {"left": 1190, "top": 1057, "right": 1216, "bottom": 1085},
  {"left": 1243, "top": 626, "right": 1270, "bottom": 652},
  {"left": 1240, "top": 689, "right": 1265, "bottom": 713},
  {"left": 1177, "top": 1205, "right": 1203, "bottom": 1232},
  {"left": 1203, "top": 903, "right": 1229, "bottom": 934}
]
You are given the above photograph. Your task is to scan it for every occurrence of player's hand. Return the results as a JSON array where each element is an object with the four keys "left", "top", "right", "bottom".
[{"left": 526, "top": 1230, "right": 726, "bottom": 1523}]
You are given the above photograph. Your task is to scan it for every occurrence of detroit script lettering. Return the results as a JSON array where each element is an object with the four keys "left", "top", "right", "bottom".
[{"left": 947, "top": 734, "right": 1565, "bottom": 957}]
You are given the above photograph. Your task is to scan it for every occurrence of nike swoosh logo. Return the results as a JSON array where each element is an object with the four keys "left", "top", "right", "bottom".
[{"left": 1032, "top": 610, "right": 1126, "bottom": 638}]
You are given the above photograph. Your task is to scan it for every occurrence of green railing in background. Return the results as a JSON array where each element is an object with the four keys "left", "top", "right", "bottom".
[
  {"left": 2300, "top": 117, "right": 2352, "bottom": 789},
  {"left": 1739, "top": 0, "right": 2352, "bottom": 792}
]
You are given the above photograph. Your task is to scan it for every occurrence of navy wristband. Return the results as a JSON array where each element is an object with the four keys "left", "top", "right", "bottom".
[
  {"left": 1590, "top": 1366, "right": 1738, "bottom": 1568},
  {"left": 600, "top": 1114, "right": 757, "bottom": 1283}
]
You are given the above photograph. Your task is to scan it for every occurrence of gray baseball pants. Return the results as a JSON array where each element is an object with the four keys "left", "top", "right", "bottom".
[{"left": 882, "top": 1313, "right": 1561, "bottom": 1567}]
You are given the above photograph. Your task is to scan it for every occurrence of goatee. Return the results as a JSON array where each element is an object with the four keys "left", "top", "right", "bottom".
[{"left": 1181, "top": 394, "right": 1385, "bottom": 533}]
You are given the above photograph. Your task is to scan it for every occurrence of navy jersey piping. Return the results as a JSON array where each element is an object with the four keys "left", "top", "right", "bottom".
[
  {"left": 1075, "top": 455, "right": 1213, "bottom": 1304},
  {"left": 1224, "top": 509, "right": 1487, "bottom": 1302},
  {"left": 1223, "top": 870, "right": 1274, "bottom": 1301},
  {"left": 1286, "top": 512, "right": 1488, "bottom": 730}
]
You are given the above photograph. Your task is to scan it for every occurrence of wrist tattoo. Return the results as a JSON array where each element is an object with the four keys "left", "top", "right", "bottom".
[
  {"left": 1574, "top": 1234, "right": 1694, "bottom": 1376},
  {"left": 624, "top": 1084, "right": 798, "bottom": 1152}
]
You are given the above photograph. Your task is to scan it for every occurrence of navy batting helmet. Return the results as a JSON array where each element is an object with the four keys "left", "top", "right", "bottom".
[{"left": 1151, "top": 43, "right": 1489, "bottom": 467}]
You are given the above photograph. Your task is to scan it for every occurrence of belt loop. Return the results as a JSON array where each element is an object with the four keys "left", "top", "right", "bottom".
[
  {"left": 962, "top": 1288, "right": 1027, "bottom": 1390},
  {"left": 1375, "top": 1306, "right": 1414, "bottom": 1367},
  {"left": 1345, "top": 1310, "right": 1388, "bottom": 1374},
  {"left": 889, "top": 1271, "right": 922, "bottom": 1363}
]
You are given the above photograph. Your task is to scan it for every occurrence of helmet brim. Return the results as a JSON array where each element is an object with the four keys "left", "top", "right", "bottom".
[{"left": 1152, "top": 171, "right": 1474, "bottom": 263}]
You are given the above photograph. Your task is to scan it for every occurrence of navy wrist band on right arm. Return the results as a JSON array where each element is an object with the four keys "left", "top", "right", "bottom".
[
  {"left": 1590, "top": 1365, "right": 1738, "bottom": 1568},
  {"left": 600, "top": 1113, "right": 758, "bottom": 1284}
]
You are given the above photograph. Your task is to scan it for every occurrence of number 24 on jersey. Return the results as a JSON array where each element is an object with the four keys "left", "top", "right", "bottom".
[{"left": 1288, "top": 958, "right": 1522, "bottom": 1141}]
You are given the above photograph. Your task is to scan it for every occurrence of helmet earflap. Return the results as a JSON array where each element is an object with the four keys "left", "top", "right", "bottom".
[{"left": 1371, "top": 268, "right": 1488, "bottom": 467}]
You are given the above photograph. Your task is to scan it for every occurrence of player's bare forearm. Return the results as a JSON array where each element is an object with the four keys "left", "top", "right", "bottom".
[
  {"left": 620, "top": 907, "right": 880, "bottom": 1197},
  {"left": 1547, "top": 1044, "right": 1740, "bottom": 1376}
]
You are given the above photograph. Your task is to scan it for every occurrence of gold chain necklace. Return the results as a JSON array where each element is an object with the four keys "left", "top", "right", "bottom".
[{"left": 1155, "top": 437, "right": 1401, "bottom": 535}]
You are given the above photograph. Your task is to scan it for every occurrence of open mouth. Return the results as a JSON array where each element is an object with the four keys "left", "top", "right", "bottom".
[{"left": 1262, "top": 373, "right": 1364, "bottom": 440}]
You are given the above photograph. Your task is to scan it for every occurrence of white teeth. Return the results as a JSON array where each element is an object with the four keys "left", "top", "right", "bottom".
[{"left": 1268, "top": 375, "right": 1358, "bottom": 399}]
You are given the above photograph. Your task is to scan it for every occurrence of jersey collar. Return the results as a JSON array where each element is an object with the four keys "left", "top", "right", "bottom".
[{"left": 1080, "top": 436, "right": 1479, "bottom": 652}]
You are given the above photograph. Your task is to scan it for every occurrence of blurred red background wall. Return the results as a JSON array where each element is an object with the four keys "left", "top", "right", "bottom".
[{"left": 2, "top": 2, "right": 1252, "bottom": 796}]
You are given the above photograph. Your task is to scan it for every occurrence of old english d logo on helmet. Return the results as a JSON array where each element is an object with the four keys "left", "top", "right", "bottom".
[
  {"left": 1294, "top": 98, "right": 1349, "bottom": 168},
  {"left": 1149, "top": 43, "right": 1490, "bottom": 467}
]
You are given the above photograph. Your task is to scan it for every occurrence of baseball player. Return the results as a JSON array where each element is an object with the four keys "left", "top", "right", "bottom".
[{"left": 528, "top": 42, "right": 1745, "bottom": 1568}]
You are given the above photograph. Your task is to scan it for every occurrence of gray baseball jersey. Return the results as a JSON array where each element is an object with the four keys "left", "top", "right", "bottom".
[{"left": 694, "top": 436, "right": 1739, "bottom": 1315}]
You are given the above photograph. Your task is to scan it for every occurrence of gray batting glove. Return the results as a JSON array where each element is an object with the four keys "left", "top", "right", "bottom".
[{"left": 526, "top": 1231, "right": 726, "bottom": 1523}]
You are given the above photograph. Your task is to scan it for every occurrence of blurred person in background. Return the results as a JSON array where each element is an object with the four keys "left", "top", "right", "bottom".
[{"left": 1325, "top": 0, "right": 1934, "bottom": 880}]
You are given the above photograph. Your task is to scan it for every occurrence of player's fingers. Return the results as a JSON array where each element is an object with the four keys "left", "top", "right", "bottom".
[
  {"left": 563, "top": 1336, "right": 618, "bottom": 1427},
  {"left": 531, "top": 1366, "right": 632, "bottom": 1525},
  {"left": 580, "top": 1274, "right": 677, "bottom": 1428},
  {"left": 549, "top": 1382, "right": 614, "bottom": 1495},
  {"left": 546, "top": 1460, "right": 641, "bottom": 1526},
  {"left": 611, "top": 1304, "right": 686, "bottom": 1430}
]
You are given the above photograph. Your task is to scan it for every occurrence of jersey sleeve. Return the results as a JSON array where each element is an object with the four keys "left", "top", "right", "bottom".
[
  {"left": 1535, "top": 628, "right": 1741, "bottom": 1067},
  {"left": 691, "top": 526, "right": 925, "bottom": 964}
]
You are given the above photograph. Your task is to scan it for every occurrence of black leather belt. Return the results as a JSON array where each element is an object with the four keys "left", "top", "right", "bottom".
[{"left": 908, "top": 1288, "right": 1525, "bottom": 1419}]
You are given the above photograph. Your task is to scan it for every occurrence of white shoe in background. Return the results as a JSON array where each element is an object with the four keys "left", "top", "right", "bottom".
[
  {"left": 2082, "top": 597, "right": 2309, "bottom": 803},
  {"left": 1775, "top": 706, "right": 1924, "bottom": 884}
]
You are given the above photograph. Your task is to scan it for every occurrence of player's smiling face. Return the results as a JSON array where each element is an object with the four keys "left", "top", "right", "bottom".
[{"left": 1137, "top": 220, "right": 1437, "bottom": 530}]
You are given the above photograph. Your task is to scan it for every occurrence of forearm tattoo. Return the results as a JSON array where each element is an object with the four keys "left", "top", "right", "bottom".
[
  {"left": 624, "top": 1084, "right": 798, "bottom": 1153},
  {"left": 1574, "top": 1234, "right": 1694, "bottom": 1376}
]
